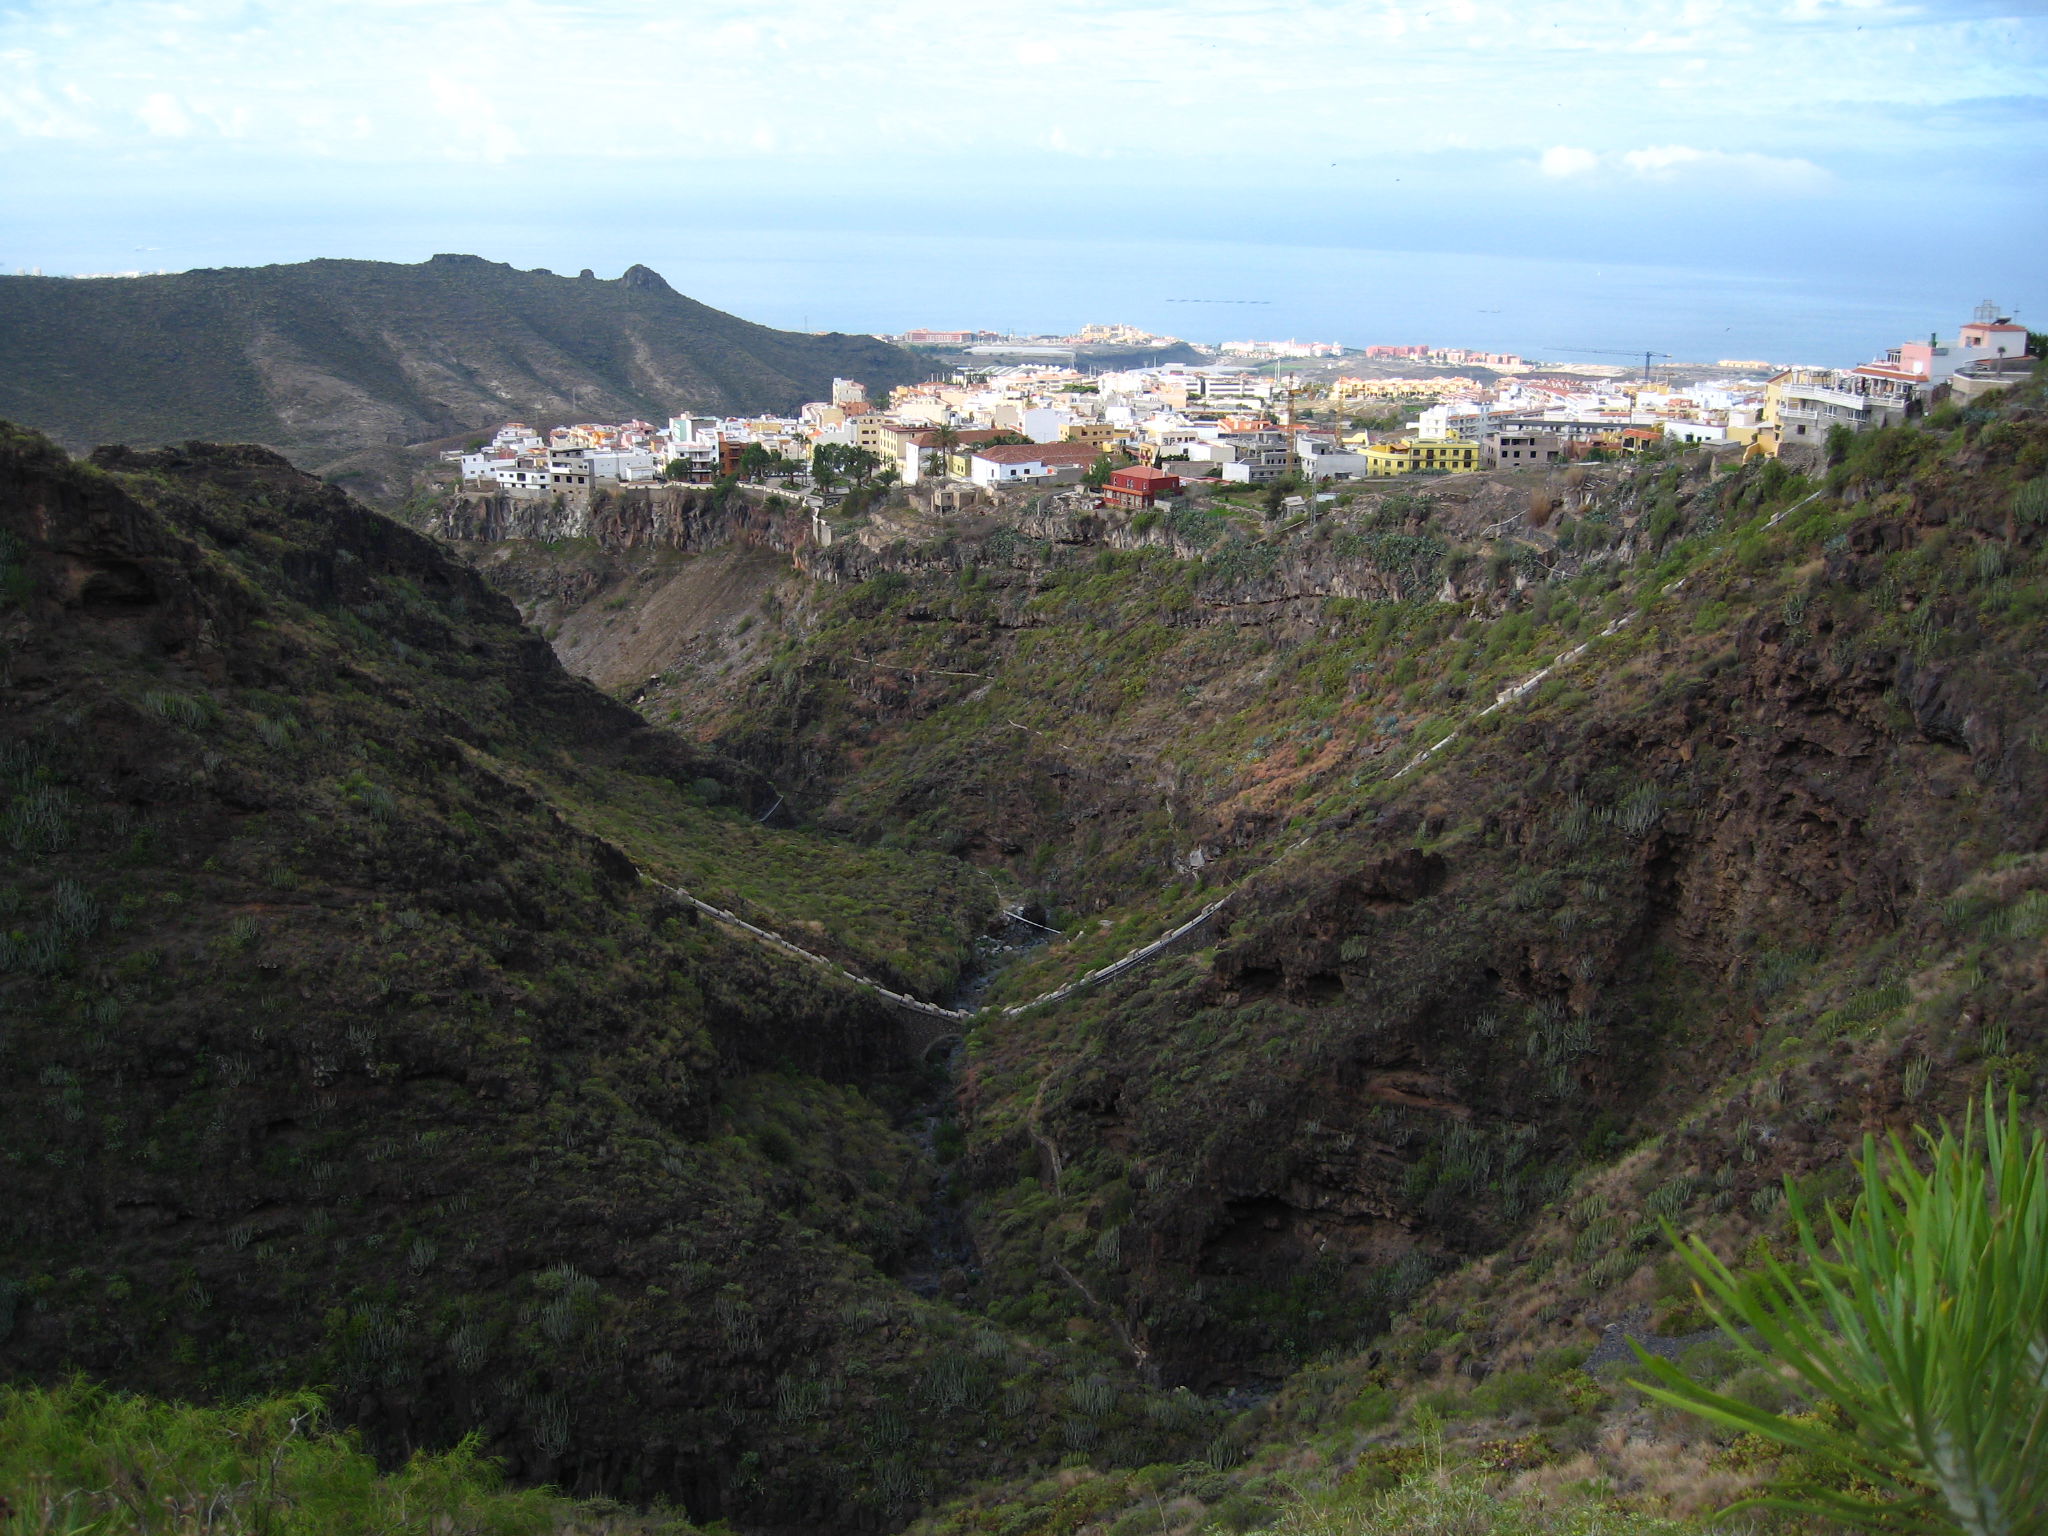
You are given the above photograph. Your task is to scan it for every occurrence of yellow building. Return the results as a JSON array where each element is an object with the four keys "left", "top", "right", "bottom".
[
  {"left": 851, "top": 415, "right": 901, "bottom": 454},
  {"left": 1060, "top": 421, "right": 1122, "bottom": 449},
  {"left": 1363, "top": 437, "right": 1481, "bottom": 476}
]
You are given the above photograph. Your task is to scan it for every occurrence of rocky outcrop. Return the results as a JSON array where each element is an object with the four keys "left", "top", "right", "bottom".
[{"left": 426, "top": 483, "right": 813, "bottom": 557}]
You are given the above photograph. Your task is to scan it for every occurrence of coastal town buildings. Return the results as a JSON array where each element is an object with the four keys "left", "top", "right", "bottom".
[
  {"left": 1221, "top": 339, "right": 1345, "bottom": 359},
  {"left": 449, "top": 308, "right": 2026, "bottom": 504},
  {"left": 1756, "top": 306, "right": 2027, "bottom": 458}
]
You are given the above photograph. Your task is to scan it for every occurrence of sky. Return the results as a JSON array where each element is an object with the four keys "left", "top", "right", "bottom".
[{"left": 2, "top": 0, "right": 2044, "bottom": 361}]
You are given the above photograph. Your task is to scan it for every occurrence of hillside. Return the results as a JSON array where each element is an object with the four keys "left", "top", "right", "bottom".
[
  {"left": 0, "top": 424, "right": 1230, "bottom": 1534},
  {"left": 413, "top": 376, "right": 2048, "bottom": 1530},
  {"left": 0, "top": 256, "right": 924, "bottom": 464},
  {"left": 6, "top": 372, "right": 2048, "bottom": 1534}
]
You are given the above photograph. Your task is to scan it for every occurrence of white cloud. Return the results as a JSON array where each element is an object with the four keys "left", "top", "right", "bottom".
[
  {"left": 1540, "top": 143, "right": 1832, "bottom": 193},
  {"left": 136, "top": 91, "right": 191, "bottom": 136},
  {"left": 1538, "top": 146, "right": 1601, "bottom": 178},
  {"left": 1620, "top": 144, "right": 1831, "bottom": 190},
  {"left": 423, "top": 73, "right": 519, "bottom": 162},
  {"left": 0, "top": 0, "right": 2038, "bottom": 183},
  {"left": 0, "top": 73, "right": 91, "bottom": 137}
]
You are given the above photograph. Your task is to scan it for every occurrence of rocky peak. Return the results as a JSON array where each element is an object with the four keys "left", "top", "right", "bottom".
[{"left": 620, "top": 263, "right": 672, "bottom": 293}]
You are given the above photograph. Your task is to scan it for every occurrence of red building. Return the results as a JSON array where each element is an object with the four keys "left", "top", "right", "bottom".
[{"left": 1101, "top": 465, "right": 1183, "bottom": 510}]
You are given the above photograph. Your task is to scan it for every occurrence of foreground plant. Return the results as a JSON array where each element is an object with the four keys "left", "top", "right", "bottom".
[
  {"left": 0, "top": 1381, "right": 691, "bottom": 1534},
  {"left": 1635, "top": 1091, "right": 2048, "bottom": 1535}
]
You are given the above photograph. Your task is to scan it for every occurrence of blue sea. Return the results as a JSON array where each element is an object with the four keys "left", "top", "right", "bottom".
[{"left": 636, "top": 228, "right": 1995, "bottom": 371}]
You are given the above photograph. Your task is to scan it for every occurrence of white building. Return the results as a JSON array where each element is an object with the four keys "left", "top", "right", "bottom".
[
  {"left": 1298, "top": 445, "right": 1374, "bottom": 480},
  {"left": 488, "top": 461, "right": 551, "bottom": 493},
  {"left": 1412, "top": 402, "right": 1488, "bottom": 440},
  {"left": 1018, "top": 406, "right": 1078, "bottom": 443},
  {"left": 588, "top": 450, "right": 661, "bottom": 482},
  {"left": 661, "top": 416, "right": 724, "bottom": 479},
  {"left": 460, "top": 452, "right": 514, "bottom": 482},
  {"left": 547, "top": 450, "right": 592, "bottom": 492}
]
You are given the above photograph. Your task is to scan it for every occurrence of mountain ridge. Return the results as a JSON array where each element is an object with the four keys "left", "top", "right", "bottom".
[{"left": 0, "top": 255, "right": 924, "bottom": 467}]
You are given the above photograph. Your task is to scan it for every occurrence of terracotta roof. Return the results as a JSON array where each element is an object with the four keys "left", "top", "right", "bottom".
[
  {"left": 973, "top": 443, "right": 1100, "bottom": 465},
  {"left": 907, "top": 427, "right": 1011, "bottom": 447},
  {"left": 1112, "top": 465, "right": 1180, "bottom": 484}
]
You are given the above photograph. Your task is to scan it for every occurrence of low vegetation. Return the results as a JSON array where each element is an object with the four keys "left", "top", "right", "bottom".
[{"left": 0, "top": 1381, "right": 695, "bottom": 1534}]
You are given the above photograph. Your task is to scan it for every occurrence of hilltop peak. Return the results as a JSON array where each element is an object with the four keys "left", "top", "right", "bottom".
[{"left": 0, "top": 254, "right": 922, "bottom": 465}]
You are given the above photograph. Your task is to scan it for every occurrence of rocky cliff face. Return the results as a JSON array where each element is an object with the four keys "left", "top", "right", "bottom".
[{"left": 427, "top": 482, "right": 818, "bottom": 554}]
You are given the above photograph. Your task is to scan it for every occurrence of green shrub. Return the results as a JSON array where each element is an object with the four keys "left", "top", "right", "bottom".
[
  {"left": 0, "top": 1381, "right": 695, "bottom": 1533},
  {"left": 2014, "top": 478, "right": 2048, "bottom": 527},
  {"left": 141, "top": 690, "right": 216, "bottom": 730},
  {"left": 1468, "top": 1370, "right": 1568, "bottom": 1424}
]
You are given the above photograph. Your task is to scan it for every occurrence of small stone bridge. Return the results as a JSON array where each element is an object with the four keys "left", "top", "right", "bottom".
[{"left": 667, "top": 888, "right": 1231, "bottom": 1061}]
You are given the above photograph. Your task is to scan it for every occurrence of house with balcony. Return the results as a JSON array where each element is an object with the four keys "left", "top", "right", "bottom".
[
  {"left": 1758, "top": 307, "right": 2031, "bottom": 459},
  {"left": 1759, "top": 367, "right": 1907, "bottom": 458},
  {"left": 1100, "top": 465, "right": 1183, "bottom": 510},
  {"left": 546, "top": 450, "right": 592, "bottom": 492},
  {"left": 486, "top": 459, "right": 551, "bottom": 494}
]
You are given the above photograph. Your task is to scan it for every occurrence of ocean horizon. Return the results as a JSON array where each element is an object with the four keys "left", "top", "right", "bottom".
[{"left": 638, "top": 227, "right": 2004, "bottom": 372}]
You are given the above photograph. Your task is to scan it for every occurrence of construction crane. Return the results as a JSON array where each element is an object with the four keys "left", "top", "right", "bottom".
[{"left": 1545, "top": 347, "right": 1673, "bottom": 385}]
